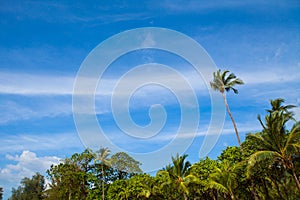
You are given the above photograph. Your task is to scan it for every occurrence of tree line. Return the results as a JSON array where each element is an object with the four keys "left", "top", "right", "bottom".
[
  {"left": 6, "top": 70, "right": 300, "bottom": 199},
  {"left": 7, "top": 98, "right": 300, "bottom": 200}
]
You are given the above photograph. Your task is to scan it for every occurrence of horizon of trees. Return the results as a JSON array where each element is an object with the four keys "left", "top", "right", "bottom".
[{"left": 6, "top": 97, "right": 300, "bottom": 200}]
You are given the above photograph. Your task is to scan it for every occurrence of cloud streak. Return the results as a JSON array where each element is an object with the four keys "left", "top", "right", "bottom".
[
  {"left": 0, "top": 72, "right": 74, "bottom": 95},
  {"left": 0, "top": 132, "right": 83, "bottom": 153},
  {"left": 1, "top": 63, "right": 299, "bottom": 96}
]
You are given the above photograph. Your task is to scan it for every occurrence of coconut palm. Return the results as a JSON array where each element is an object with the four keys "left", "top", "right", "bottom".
[
  {"left": 157, "top": 154, "right": 198, "bottom": 200},
  {"left": 210, "top": 69, "right": 244, "bottom": 148},
  {"left": 208, "top": 161, "right": 238, "bottom": 200},
  {"left": 95, "top": 147, "right": 111, "bottom": 200},
  {"left": 247, "top": 99, "right": 300, "bottom": 193},
  {"left": 266, "top": 98, "right": 296, "bottom": 122}
]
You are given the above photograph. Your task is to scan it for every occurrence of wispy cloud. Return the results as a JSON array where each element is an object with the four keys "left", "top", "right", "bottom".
[
  {"left": 101, "top": 121, "right": 262, "bottom": 145},
  {"left": 156, "top": 0, "right": 299, "bottom": 13},
  {"left": 0, "top": 97, "right": 73, "bottom": 124},
  {"left": 0, "top": 132, "right": 83, "bottom": 153},
  {"left": 238, "top": 67, "right": 300, "bottom": 85},
  {"left": 0, "top": 1, "right": 152, "bottom": 24},
  {"left": 0, "top": 72, "right": 74, "bottom": 95},
  {"left": 150, "top": 122, "right": 262, "bottom": 142},
  {"left": 1, "top": 64, "right": 298, "bottom": 125}
]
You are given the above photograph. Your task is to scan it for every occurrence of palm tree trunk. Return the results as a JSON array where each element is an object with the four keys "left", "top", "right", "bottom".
[
  {"left": 221, "top": 92, "right": 243, "bottom": 150},
  {"left": 292, "top": 169, "right": 300, "bottom": 193},
  {"left": 183, "top": 192, "right": 187, "bottom": 200},
  {"left": 229, "top": 189, "right": 235, "bottom": 200},
  {"left": 262, "top": 178, "right": 270, "bottom": 200},
  {"left": 250, "top": 181, "right": 260, "bottom": 200},
  {"left": 102, "top": 164, "right": 105, "bottom": 200},
  {"left": 271, "top": 177, "right": 284, "bottom": 200}
]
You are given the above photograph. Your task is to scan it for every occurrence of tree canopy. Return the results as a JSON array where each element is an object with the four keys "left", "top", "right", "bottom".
[{"left": 8, "top": 98, "right": 300, "bottom": 200}]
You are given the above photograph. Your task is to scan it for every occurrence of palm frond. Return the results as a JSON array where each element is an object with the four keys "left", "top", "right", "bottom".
[
  {"left": 211, "top": 69, "right": 243, "bottom": 95},
  {"left": 247, "top": 150, "right": 281, "bottom": 176},
  {"left": 231, "top": 87, "right": 238, "bottom": 94},
  {"left": 284, "top": 122, "right": 300, "bottom": 153},
  {"left": 224, "top": 72, "right": 236, "bottom": 85},
  {"left": 207, "top": 181, "right": 229, "bottom": 194},
  {"left": 221, "top": 70, "right": 229, "bottom": 81}
]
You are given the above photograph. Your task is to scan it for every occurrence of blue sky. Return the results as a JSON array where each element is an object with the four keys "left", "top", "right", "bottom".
[{"left": 0, "top": 0, "right": 300, "bottom": 198}]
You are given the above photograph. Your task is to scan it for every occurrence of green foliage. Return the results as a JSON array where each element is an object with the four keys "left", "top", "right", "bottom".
[
  {"left": 218, "top": 146, "right": 243, "bottom": 164},
  {"left": 9, "top": 173, "right": 45, "bottom": 200},
  {"left": 189, "top": 157, "right": 218, "bottom": 198},
  {"left": 157, "top": 154, "right": 199, "bottom": 200},
  {"left": 7, "top": 98, "right": 300, "bottom": 200},
  {"left": 43, "top": 149, "right": 145, "bottom": 200},
  {"left": 210, "top": 69, "right": 244, "bottom": 94},
  {"left": 107, "top": 174, "right": 155, "bottom": 200},
  {"left": 247, "top": 99, "right": 300, "bottom": 194},
  {"left": 208, "top": 161, "right": 238, "bottom": 200},
  {"left": 107, "top": 179, "right": 128, "bottom": 200},
  {"left": 110, "top": 152, "right": 142, "bottom": 180},
  {"left": 45, "top": 149, "right": 95, "bottom": 200}
]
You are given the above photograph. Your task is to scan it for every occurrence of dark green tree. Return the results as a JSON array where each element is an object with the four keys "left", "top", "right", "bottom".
[
  {"left": 108, "top": 174, "right": 155, "bottom": 200},
  {"left": 127, "top": 174, "right": 156, "bottom": 199},
  {"left": 110, "top": 152, "right": 142, "bottom": 180},
  {"left": 46, "top": 149, "right": 95, "bottom": 200},
  {"left": 9, "top": 173, "right": 45, "bottom": 200},
  {"left": 189, "top": 157, "right": 219, "bottom": 199}
]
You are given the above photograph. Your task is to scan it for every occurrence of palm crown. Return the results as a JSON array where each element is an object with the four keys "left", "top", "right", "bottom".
[{"left": 210, "top": 69, "right": 244, "bottom": 94}]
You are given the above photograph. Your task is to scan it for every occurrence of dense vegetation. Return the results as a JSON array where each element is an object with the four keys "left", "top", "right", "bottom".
[{"left": 7, "top": 97, "right": 300, "bottom": 200}]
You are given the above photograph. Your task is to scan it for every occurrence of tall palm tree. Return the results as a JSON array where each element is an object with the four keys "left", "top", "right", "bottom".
[
  {"left": 247, "top": 99, "right": 300, "bottom": 193},
  {"left": 210, "top": 69, "right": 244, "bottom": 149},
  {"left": 158, "top": 154, "right": 198, "bottom": 200},
  {"left": 95, "top": 147, "right": 111, "bottom": 200}
]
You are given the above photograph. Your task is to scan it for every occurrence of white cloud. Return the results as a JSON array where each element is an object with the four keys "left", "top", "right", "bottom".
[
  {"left": 0, "top": 132, "right": 83, "bottom": 153},
  {"left": 3, "top": 151, "right": 61, "bottom": 177},
  {"left": 0, "top": 151, "right": 61, "bottom": 199},
  {"left": 237, "top": 67, "right": 300, "bottom": 85},
  {"left": 0, "top": 68, "right": 208, "bottom": 123},
  {"left": 0, "top": 72, "right": 74, "bottom": 95},
  {"left": 0, "top": 68, "right": 207, "bottom": 96}
]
